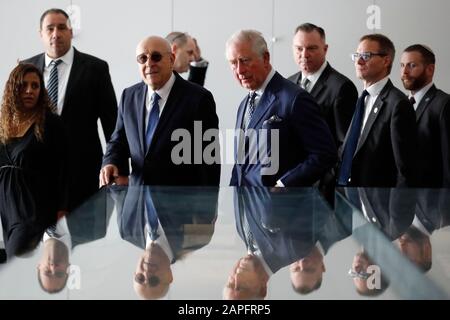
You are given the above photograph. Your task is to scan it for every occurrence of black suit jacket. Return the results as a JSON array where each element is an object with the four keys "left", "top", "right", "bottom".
[
  {"left": 188, "top": 64, "right": 208, "bottom": 87},
  {"left": 338, "top": 79, "right": 417, "bottom": 187},
  {"left": 103, "top": 72, "right": 220, "bottom": 186},
  {"left": 288, "top": 63, "right": 358, "bottom": 148},
  {"left": 415, "top": 85, "right": 450, "bottom": 187},
  {"left": 23, "top": 48, "right": 118, "bottom": 210}
]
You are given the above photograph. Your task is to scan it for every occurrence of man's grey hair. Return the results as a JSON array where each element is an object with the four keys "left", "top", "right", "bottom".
[
  {"left": 166, "top": 32, "right": 190, "bottom": 47},
  {"left": 226, "top": 29, "right": 269, "bottom": 58}
]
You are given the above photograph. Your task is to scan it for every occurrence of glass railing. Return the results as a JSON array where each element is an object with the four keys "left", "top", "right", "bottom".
[{"left": 0, "top": 186, "right": 448, "bottom": 299}]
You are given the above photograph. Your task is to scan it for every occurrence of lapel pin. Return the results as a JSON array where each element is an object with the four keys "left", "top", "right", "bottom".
[{"left": 373, "top": 107, "right": 378, "bottom": 114}]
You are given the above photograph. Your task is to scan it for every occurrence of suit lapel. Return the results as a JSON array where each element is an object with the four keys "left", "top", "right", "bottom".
[
  {"left": 35, "top": 54, "right": 46, "bottom": 73},
  {"left": 62, "top": 48, "right": 83, "bottom": 116},
  {"left": 248, "top": 91, "right": 275, "bottom": 129},
  {"left": 247, "top": 72, "right": 282, "bottom": 129},
  {"left": 236, "top": 96, "right": 248, "bottom": 130},
  {"left": 354, "top": 81, "right": 391, "bottom": 155},
  {"left": 136, "top": 83, "right": 147, "bottom": 155},
  {"left": 293, "top": 72, "right": 302, "bottom": 85},
  {"left": 310, "top": 64, "right": 331, "bottom": 98},
  {"left": 416, "top": 85, "right": 436, "bottom": 121}
]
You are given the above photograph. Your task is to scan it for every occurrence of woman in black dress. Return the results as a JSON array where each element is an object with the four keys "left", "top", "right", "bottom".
[{"left": 0, "top": 63, "right": 68, "bottom": 257}]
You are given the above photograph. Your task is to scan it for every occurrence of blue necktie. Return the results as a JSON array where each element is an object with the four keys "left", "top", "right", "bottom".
[
  {"left": 47, "top": 59, "right": 62, "bottom": 108},
  {"left": 338, "top": 90, "right": 369, "bottom": 186},
  {"left": 145, "top": 92, "right": 161, "bottom": 152},
  {"left": 144, "top": 188, "right": 159, "bottom": 241}
]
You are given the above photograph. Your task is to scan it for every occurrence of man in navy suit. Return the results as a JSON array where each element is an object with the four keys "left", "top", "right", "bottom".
[
  {"left": 400, "top": 44, "right": 450, "bottom": 187},
  {"left": 226, "top": 30, "right": 337, "bottom": 187},
  {"left": 100, "top": 36, "right": 220, "bottom": 186},
  {"left": 24, "top": 8, "right": 118, "bottom": 211}
]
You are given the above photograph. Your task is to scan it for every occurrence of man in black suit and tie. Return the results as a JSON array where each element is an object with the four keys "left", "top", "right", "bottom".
[
  {"left": 400, "top": 44, "right": 450, "bottom": 187},
  {"left": 288, "top": 23, "right": 358, "bottom": 148},
  {"left": 337, "top": 34, "right": 417, "bottom": 187},
  {"left": 226, "top": 29, "right": 337, "bottom": 187},
  {"left": 100, "top": 36, "right": 220, "bottom": 186},
  {"left": 166, "top": 32, "right": 208, "bottom": 86},
  {"left": 23, "top": 8, "right": 118, "bottom": 211}
]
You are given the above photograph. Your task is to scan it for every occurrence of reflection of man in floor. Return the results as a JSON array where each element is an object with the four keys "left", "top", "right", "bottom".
[
  {"left": 290, "top": 246, "right": 325, "bottom": 295},
  {"left": 115, "top": 186, "right": 218, "bottom": 299},
  {"left": 350, "top": 250, "right": 390, "bottom": 296},
  {"left": 395, "top": 189, "right": 450, "bottom": 272},
  {"left": 223, "top": 254, "right": 269, "bottom": 300},
  {"left": 37, "top": 217, "right": 72, "bottom": 294}
]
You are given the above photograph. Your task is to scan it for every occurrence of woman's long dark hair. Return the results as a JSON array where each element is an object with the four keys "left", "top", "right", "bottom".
[{"left": 0, "top": 63, "right": 55, "bottom": 144}]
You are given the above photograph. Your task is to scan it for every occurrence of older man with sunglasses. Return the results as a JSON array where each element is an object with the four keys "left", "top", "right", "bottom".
[{"left": 100, "top": 36, "right": 220, "bottom": 186}]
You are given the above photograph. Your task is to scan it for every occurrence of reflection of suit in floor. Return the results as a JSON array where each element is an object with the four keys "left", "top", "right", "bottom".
[
  {"left": 415, "top": 189, "right": 450, "bottom": 234},
  {"left": 67, "top": 188, "right": 113, "bottom": 250},
  {"left": 340, "top": 188, "right": 415, "bottom": 241},
  {"left": 233, "top": 187, "right": 333, "bottom": 273},
  {"left": 116, "top": 186, "right": 218, "bottom": 262}
]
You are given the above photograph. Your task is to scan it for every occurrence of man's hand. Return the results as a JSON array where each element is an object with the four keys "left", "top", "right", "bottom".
[
  {"left": 192, "top": 38, "right": 202, "bottom": 62},
  {"left": 99, "top": 164, "right": 119, "bottom": 187}
]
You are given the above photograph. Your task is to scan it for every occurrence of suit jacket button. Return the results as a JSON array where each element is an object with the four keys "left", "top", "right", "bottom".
[{"left": 348, "top": 177, "right": 351, "bottom": 183}]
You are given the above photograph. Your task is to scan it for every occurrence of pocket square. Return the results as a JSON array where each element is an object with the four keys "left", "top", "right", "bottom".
[{"left": 264, "top": 115, "right": 283, "bottom": 125}]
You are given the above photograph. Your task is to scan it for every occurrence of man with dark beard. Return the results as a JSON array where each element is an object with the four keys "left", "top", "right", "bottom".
[{"left": 400, "top": 45, "right": 450, "bottom": 187}]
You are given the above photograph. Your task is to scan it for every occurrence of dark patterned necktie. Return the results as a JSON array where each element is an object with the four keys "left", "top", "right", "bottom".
[
  {"left": 244, "top": 91, "right": 257, "bottom": 130},
  {"left": 300, "top": 77, "right": 310, "bottom": 91},
  {"left": 47, "top": 59, "right": 62, "bottom": 107},
  {"left": 338, "top": 90, "right": 369, "bottom": 186}
]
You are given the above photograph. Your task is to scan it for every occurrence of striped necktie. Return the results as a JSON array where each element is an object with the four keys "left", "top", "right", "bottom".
[
  {"left": 300, "top": 77, "right": 310, "bottom": 91},
  {"left": 244, "top": 91, "right": 257, "bottom": 130},
  {"left": 47, "top": 59, "right": 63, "bottom": 108}
]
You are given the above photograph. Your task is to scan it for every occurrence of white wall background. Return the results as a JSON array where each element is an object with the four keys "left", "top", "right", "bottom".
[{"left": 2, "top": 0, "right": 450, "bottom": 184}]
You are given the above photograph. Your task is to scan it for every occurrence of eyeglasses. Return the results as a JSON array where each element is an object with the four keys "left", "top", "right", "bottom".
[
  {"left": 351, "top": 52, "right": 387, "bottom": 62},
  {"left": 136, "top": 51, "right": 170, "bottom": 64},
  {"left": 348, "top": 268, "right": 371, "bottom": 280}
]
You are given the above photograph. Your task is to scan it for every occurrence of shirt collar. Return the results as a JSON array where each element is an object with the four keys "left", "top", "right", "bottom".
[
  {"left": 148, "top": 72, "right": 176, "bottom": 103},
  {"left": 410, "top": 82, "right": 434, "bottom": 106},
  {"left": 365, "top": 76, "right": 389, "bottom": 97},
  {"left": 302, "top": 60, "right": 327, "bottom": 83},
  {"left": 45, "top": 46, "right": 74, "bottom": 67},
  {"left": 253, "top": 67, "right": 275, "bottom": 97}
]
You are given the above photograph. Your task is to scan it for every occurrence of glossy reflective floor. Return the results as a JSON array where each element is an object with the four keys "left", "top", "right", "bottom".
[{"left": 0, "top": 186, "right": 449, "bottom": 299}]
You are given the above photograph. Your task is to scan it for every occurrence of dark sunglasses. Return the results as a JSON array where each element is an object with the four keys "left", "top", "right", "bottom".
[{"left": 136, "top": 52, "right": 169, "bottom": 64}]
